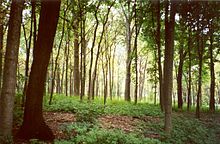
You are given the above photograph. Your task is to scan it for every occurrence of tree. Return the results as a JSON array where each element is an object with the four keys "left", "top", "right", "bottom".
[
  {"left": 163, "top": 0, "right": 176, "bottom": 134},
  {"left": 0, "top": 0, "right": 24, "bottom": 140},
  {"left": 121, "top": 0, "right": 134, "bottom": 102},
  {"left": 72, "top": 0, "right": 80, "bottom": 96},
  {"left": 17, "top": 0, "right": 60, "bottom": 140}
]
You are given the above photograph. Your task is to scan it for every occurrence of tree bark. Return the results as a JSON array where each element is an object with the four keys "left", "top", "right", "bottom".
[
  {"left": 163, "top": 0, "right": 176, "bottom": 134},
  {"left": 121, "top": 1, "right": 133, "bottom": 102},
  {"left": 73, "top": 18, "right": 80, "bottom": 96},
  {"left": 0, "top": 0, "right": 23, "bottom": 140},
  {"left": 88, "top": 1, "right": 101, "bottom": 100},
  {"left": 209, "top": 25, "right": 215, "bottom": 112},
  {"left": 80, "top": 16, "right": 86, "bottom": 100},
  {"left": 187, "top": 29, "right": 192, "bottom": 111},
  {"left": 0, "top": 14, "right": 3, "bottom": 92},
  {"left": 177, "top": 44, "right": 184, "bottom": 109},
  {"left": 196, "top": 35, "right": 203, "bottom": 119},
  {"left": 17, "top": 0, "right": 60, "bottom": 140},
  {"left": 155, "top": 0, "right": 163, "bottom": 111}
]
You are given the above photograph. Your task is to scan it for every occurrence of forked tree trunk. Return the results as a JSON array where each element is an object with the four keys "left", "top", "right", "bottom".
[
  {"left": 17, "top": 0, "right": 60, "bottom": 140},
  {"left": 90, "top": 2, "right": 113, "bottom": 100},
  {"left": 0, "top": 0, "right": 24, "bottom": 140},
  {"left": 88, "top": 1, "right": 100, "bottom": 100}
]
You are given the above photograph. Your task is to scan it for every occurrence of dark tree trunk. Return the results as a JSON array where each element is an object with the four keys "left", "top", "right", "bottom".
[
  {"left": 0, "top": 15, "right": 3, "bottom": 92},
  {"left": 155, "top": 0, "right": 163, "bottom": 111},
  {"left": 73, "top": 19, "right": 80, "bottom": 96},
  {"left": 209, "top": 26, "right": 215, "bottom": 112},
  {"left": 177, "top": 45, "right": 184, "bottom": 109},
  {"left": 163, "top": 0, "right": 176, "bottom": 134},
  {"left": 187, "top": 29, "right": 192, "bottom": 111},
  {"left": 65, "top": 35, "right": 70, "bottom": 96},
  {"left": 196, "top": 35, "right": 203, "bottom": 119},
  {"left": 0, "top": 0, "right": 23, "bottom": 139},
  {"left": 80, "top": 17, "right": 86, "bottom": 100},
  {"left": 17, "top": 0, "right": 60, "bottom": 140}
]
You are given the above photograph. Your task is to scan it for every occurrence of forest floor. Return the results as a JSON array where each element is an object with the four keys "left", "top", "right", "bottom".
[{"left": 12, "top": 95, "right": 220, "bottom": 144}]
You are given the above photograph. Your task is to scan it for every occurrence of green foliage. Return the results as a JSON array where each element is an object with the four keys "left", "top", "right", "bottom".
[
  {"left": 141, "top": 113, "right": 218, "bottom": 144},
  {"left": 44, "top": 95, "right": 163, "bottom": 118},
  {"left": 56, "top": 122, "right": 161, "bottom": 144},
  {"left": 166, "top": 115, "right": 217, "bottom": 144}
]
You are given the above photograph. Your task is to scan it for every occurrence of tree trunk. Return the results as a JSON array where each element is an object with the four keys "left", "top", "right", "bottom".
[
  {"left": 139, "top": 59, "right": 148, "bottom": 101},
  {"left": 49, "top": 3, "right": 67, "bottom": 104},
  {"left": 17, "top": 0, "right": 60, "bottom": 140},
  {"left": 155, "top": 0, "right": 163, "bottom": 111},
  {"left": 177, "top": 45, "right": 184, "bottom": 109},
  {"left": 22, "top": 13, "right": 32, "bottom": 107},
  {"left": 196, "top": 35, "right": 203, "bottom": 119},
  {"left": 90, "top": 3, "right": 113, "bottom": 100},
  {"left": 0, "top": 0, "right": 23, "bottom": 140},
  {"left": 73, "top": 19, "right": 80, "bottom": 96},
  {"left": 65, "top": 35, "right": 70, "bottom": 96},
  {"left": 88, "top": 1, "right": 101, "bottom": 100},
  {"left": 163, "top": 0, "right": 176, "bottom": 134},
  {"left": 0, "top": 13, "right": 3, "bottom": 92},
  {"left": 187, "top": 29, "right": 192, "bottom": 111},
  {"left": 80, "top": 11, "right": 86, "bottom": 101},
  {"left": 209, "top": 26, "right": 215, "bottom": 112}
]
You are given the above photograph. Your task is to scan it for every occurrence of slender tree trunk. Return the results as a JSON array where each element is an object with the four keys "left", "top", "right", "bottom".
[
  {"left": 65, "top": 35, "right": 70, "bottom": 96},
  {"left": 0, "top": 0, "right": 23, "bottom": 140},
  {"left": 17, "top": 1, "right": 60, "bottom": 140},
  {"left": 177, "top": 45, "right": 184, "bottom": 109},
  {"left": 73, "top": 19, "right": 80, "bottom": 96},
  {"left": 163, "top": 0, "right": 176, "bottom": 134},
  {"left": 139, "top": 59, "right": 148, "bottom": 101},
  {"left": 49, "top": 3, "right": 67, "bottom": 104},
  {"left": 117, "top": 61, "right": 120, "bottom": 98},
  {"left": 88, "top": 2, "right": 101, "bottom": 100},
  {"left": 61, "top": 62, "right": 65, "bottom": 94},
  {"left": 209, "top": 26, "right": 215, "bottom": 112},
  {"left": 122, "top": 1, "right": 132, "bottom": 102},
  {"left": 155, "top": 0, "right": 163, "bottom": 111},
  {"left": 187, "top": 29, "right": 192, "bottom": 111},
  {"left": 22, "top": 11, "right": 33, "bottom": 106},
  {"left": 0, "top": 11, "right": 3, "bottom": 92},
  {"left": 196, "top": 35, "right": 203, "bottom": 119},
  {"left": 80, "top": 11, "right": 86, "bottom": 100},
  {"left": 90, "top": 3, "right": 113, "bottom": 100},
  {"left": 124, "top": 22, "right": 131, "bottom": 102},
  {"left": 56, "top": 65, "right": 61, "bottom": 93}
]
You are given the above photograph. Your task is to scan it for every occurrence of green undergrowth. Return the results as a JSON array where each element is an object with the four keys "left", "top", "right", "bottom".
[
  {"left": 44, "top": 94, "right": 163, "bottom": 117},
  {"left": 12, "top": 94, "right": 220, "bottom": 144},
  {"left": 55, "top": 122, "right": 161, "bottom": 144},
  {"left": 139, "top": 113, "right": 219, "bottom": 144}
]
